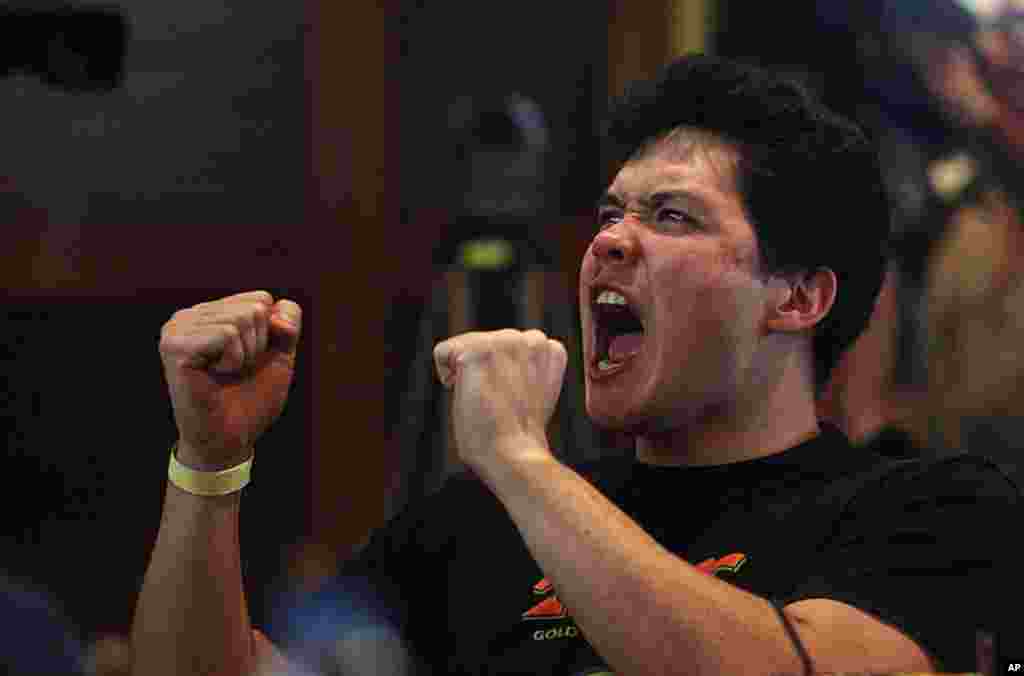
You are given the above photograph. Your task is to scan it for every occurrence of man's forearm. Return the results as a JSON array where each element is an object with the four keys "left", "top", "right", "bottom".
[
  {"left": 131, "top": 480, "right": 256, "bottom": 676},
  {"left": 475, "top": 452, "right": 803, "bottom": 676}
]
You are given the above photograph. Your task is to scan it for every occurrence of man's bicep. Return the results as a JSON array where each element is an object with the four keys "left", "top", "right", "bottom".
[{"left": 782, "top": 598, "right": 936, "bottom": 674}]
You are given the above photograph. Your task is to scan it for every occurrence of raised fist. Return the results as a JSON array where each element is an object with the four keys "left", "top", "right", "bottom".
[
  {"left": 433, "top": 329, "right": 567, "bottom": 471},
  {"left": 159, "top": 291, "right": 302, "bottom": 469}
]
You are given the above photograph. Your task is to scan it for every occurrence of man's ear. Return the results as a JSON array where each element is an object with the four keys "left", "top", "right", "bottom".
[{"left": 764, "top": 267, "right": 837, "bottom": 334}]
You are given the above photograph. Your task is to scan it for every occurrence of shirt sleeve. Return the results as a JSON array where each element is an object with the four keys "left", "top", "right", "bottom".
[{"left": 773, "top": 453, "right": 1020, "bottom": 673}]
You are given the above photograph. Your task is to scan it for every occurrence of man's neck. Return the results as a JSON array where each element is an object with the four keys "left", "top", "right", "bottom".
[{"left": 634, "top": 369, "right": 821, "bottom": 467}]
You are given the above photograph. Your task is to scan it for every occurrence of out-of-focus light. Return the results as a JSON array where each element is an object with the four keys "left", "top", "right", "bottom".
[
  {"left": 458, "top": 238, "right": 516, "bottom": 270},
  {"left": 928, "top": 152, "right": 978, "bottom": 200},
  {"left": 955, "top": 0, "right": 1022, "bottom": 22}
]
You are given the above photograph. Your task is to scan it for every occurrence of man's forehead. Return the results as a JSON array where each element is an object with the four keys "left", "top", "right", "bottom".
[
  {"left": 640, "top": 126, "right": 740, "bottom": 163},
  {"left": 610, "top": 129, "right": 739, "bottom": 193},
  {"left": 606, "top": 152, "right": 738, "bottom": 204}
]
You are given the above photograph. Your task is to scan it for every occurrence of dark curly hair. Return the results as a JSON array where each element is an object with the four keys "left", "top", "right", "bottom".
[{"left": 601, "top": 54, "right": 890, "bottom": 393}]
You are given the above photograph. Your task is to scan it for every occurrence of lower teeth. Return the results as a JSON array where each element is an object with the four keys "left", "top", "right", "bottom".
[{"left": 597, "top": 359, "right": 621, "bottom": 371}]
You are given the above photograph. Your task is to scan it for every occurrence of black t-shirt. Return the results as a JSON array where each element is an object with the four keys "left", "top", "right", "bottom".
[{"left": 272, "top": 422, "right": 1019, "bottom": 675}]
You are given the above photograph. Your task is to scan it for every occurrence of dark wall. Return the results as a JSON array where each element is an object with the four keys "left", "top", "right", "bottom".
[
  {"left": 0, "top": 0, "right": 304, "bottom": 225},
  {"left": 397, "top": 0, "right": 607, "bottom": 225}
]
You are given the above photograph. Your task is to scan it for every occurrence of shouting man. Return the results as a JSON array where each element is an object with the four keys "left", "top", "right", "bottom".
[{"left": 133, "top": 55, "right": 1017, "bottom": 675}]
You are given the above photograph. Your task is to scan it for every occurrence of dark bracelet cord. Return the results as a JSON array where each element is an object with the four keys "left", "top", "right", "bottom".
[{"left": 773, "top": 602, "right": 814, "bottom": 676}]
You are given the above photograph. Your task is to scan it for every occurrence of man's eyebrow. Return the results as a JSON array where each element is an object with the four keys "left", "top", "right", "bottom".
[
  {"left": 595, "top": 190, "right": 709, "bottom": 210},
  {"left": 649, "top": 190, "right": 708, "bottom": 208}
]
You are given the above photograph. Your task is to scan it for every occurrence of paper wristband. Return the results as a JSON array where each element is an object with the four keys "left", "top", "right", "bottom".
[{"left": 168, "top": 443, "right": 253, "bottom": 496}]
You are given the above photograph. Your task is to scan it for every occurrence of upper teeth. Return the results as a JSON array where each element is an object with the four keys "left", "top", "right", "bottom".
[{"left": 596, "top": 290, "right": 628, "bottom": 306}]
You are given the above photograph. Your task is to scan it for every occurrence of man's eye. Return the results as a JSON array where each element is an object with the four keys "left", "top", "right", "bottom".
[{"left": 658, "top": 209, "right": 698, "bottom": 228}]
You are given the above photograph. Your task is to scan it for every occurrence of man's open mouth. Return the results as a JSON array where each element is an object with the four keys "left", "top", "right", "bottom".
[{"left": 592, "top": 290, "right": 645, "bottom": 372}]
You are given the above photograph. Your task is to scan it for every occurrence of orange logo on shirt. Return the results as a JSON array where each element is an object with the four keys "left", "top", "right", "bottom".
[
  {"left": 695, "top": 553, "right": 747, "bottom": 576},
  {"left": 522, "top": 577, "right": 568, "bottom": 620},
  {"left": 522, "top": 555, "right": 745, "bottom": 623}
]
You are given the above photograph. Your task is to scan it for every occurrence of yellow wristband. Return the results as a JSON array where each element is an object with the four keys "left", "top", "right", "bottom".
[{"left": 167, "top": 442, "right": 253, "bottom": 496}]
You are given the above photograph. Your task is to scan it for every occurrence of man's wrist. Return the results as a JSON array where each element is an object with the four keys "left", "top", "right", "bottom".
[
  {"left": 175, "top": 440, "right": 254, "bottom": 472},
  {"left": 469, "top": 441, "right": 558, "bottom": 500}
]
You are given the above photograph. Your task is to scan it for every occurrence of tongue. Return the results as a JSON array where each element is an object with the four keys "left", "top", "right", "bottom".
[{"left": 608, "top": 332, "right": 644, "bottom": 362}]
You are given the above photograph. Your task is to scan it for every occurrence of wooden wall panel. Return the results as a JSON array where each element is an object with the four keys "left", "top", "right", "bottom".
[
  {"left": 304, "top": 0, "right": 402, "bottom": 577},
  {"left": 607, "top": 1, "right": 673, "bottom": 104}
]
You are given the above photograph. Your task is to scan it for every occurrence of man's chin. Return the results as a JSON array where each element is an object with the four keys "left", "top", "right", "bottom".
[{"left": 586, "top": 408, "right": 657, "bottom": 437}]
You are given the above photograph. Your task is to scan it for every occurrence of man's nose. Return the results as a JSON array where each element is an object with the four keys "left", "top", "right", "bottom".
[{"left": 591, "top": 221, "right": 637, "bottom": 265}]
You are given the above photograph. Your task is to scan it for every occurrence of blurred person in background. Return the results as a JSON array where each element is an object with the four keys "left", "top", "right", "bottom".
[
  {"left": 131, "top": 55, "right": 1016, "bottom": 676},
  {"left": 0, "top": 574, "right": 86, "bottom": 675},
  {"left": 815, "top": 1, "right": 1024, "bottom": 670},
  {"left": 906, "top": 0, "right": 1024, "bottom": 458}
]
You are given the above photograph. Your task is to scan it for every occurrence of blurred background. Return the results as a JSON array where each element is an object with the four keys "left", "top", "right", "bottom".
[{"left": 2, "top": 0, "right": 1021, "bottom": 671}]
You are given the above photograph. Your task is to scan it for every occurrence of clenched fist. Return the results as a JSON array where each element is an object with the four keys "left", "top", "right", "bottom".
[
  {"left": 433, "top": 329, "right": 567, "bottom": 472},
  {"left": 159, "top": 291, "right": 302, "bottom": 469}
]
